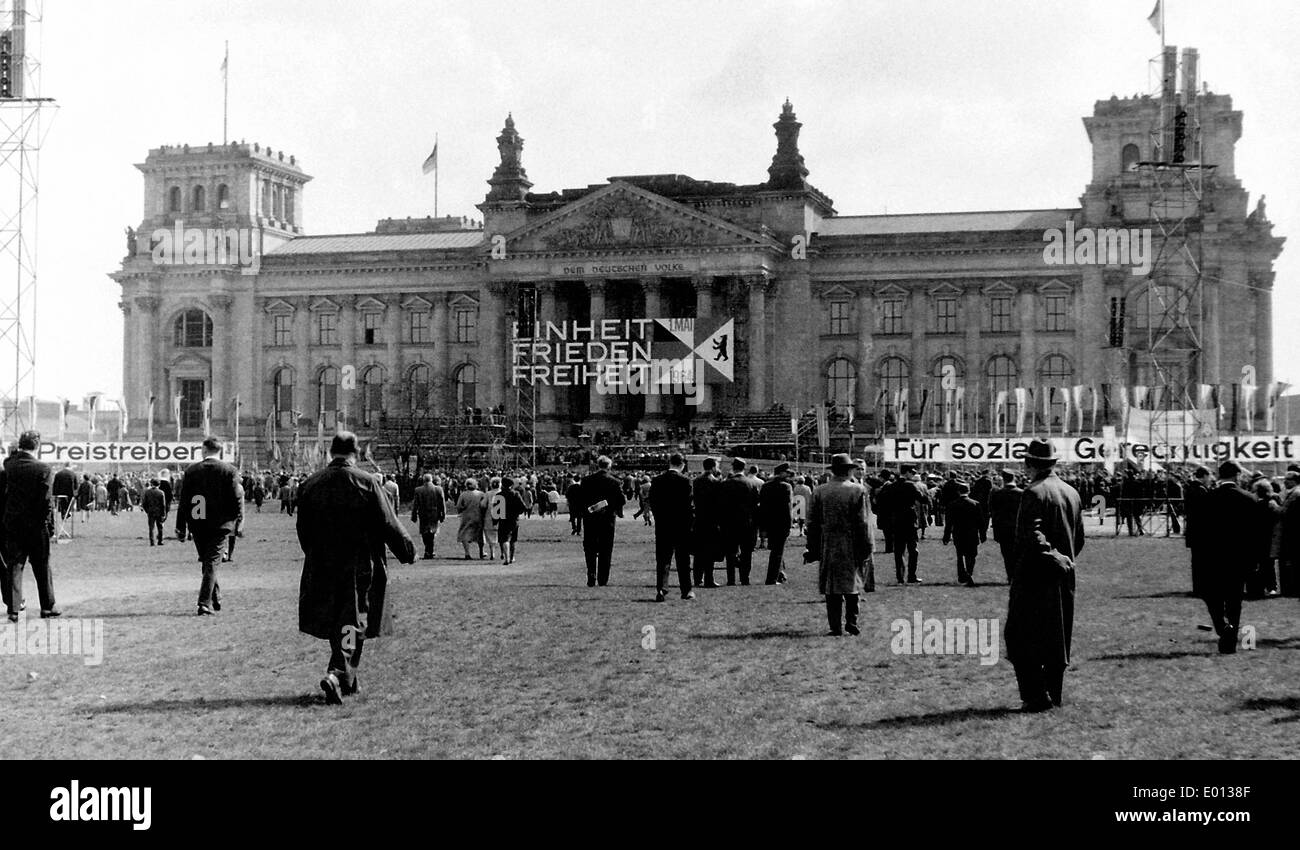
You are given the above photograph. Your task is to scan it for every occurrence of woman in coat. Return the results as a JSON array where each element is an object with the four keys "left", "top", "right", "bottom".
[
  {"left": 456, "top": 478, "right": 486, "bottom": 560},
  {"left": 1246, "top": 479, "right": 1281, "bottom": 599},
  {"left": 482, "top": 477, "right": 501, "bottom": 561},
  {"left": 805, "top": 453, "right": 874, "bottom": 636}
]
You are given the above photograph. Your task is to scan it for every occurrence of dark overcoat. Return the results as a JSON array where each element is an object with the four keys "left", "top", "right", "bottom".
[
  {"left": 410, "top": 483, "right": 447, "bottom": 534},
  {"left": 297, "top": 458, "right": 415, "bottom": 641},
  {"left": 806, "top": 478, "right": 873, "bottom": 595},
  {"left": 1005, "top": 468, "right": 1084, "bottom": 667}
]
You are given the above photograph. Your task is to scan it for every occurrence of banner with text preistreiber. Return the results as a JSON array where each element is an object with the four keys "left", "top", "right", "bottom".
[
  {"left": 30, "top": 441, "right": 225, "bottom": 465},
  {"left": 881, "top": 435, "right": 1300, "bottom": 465}
]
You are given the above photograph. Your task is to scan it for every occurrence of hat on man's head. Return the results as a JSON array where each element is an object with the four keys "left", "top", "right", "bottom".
[
  {"left": 1000, "top": 469, "right": 1017, "bottom": 483},
  {"left": 1218, "top": 460, "right": 1242, "bottom": 479},
  {"left": 330, "top": 431, "right": 359, "bottom": 456},
  {"left": 17, "top": 429, "right": 39, "bottom": 451},
  {"left": 774, "top": 462, "right": 791, "bottom": 476},
  {"left": 828, "top": 453, "right": 856, "bottom": 472},
  {"left": 900, "top": 464, "right": 917, "bottom": 475},
  {"left": 1024, "top": 437, "right": 1059, "bottom": 465},
  {"left": 731, "top": 457, "right": 746, "bottom": 472},
  {"left": 956, "top": 481, "right": 971, "bottom": 494}
]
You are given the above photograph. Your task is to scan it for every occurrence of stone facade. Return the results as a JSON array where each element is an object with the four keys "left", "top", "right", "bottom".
[{"left": 112, "top": 55, "right": 1284, "bottom": 461}]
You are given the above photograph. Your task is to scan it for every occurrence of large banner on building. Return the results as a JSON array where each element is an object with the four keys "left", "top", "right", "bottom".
[
  {"left": 25, "top": 441, "right": 224, "bottom": 464},
  {"left": 511, "top": 317, "right": 735, "bottom": 406},
  {"left": 881, "top": 435, "right": 1300, "bottom": 465}
]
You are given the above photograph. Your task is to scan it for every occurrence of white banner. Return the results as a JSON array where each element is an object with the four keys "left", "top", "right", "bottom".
[
  {"left": 27, "top": 441, "right": 225, "bottom": 465},
  {"left": 881, "top": 435, "right": 1300, "bottom": 464}
]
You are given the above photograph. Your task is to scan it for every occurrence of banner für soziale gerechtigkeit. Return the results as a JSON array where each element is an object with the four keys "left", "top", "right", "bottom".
[{"left": 881, "top": 435, "right": 1300, "bottom": 465}]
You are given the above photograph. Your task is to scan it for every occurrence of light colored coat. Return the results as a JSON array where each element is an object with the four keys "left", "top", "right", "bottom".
[{"left": 806, "top": 477, "right": 874, "bottom": 594}]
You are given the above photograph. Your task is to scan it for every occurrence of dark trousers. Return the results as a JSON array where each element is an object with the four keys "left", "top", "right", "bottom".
[
  {"left": 1203, "top": 569, "right": 1245, "bottom": 641},
  {"left": 421, "top": 531, "right": 436, "bottom": 557},
  {"left": 583, "top": 520, "right": 615, "bottom": 585},
  {"left": 826, "top": 593, "right": 859, "bottom": 634},
  {"left": 998, "top": 537, "right": 1015, "bottom": 583},
  {"left": 956, "top": 545, "right": 977, "bottom": 583},
  {"left": 1013, "top": 660, "right": 1066, "bottom": 707},
  {"left": 893, "top": 533, "right": 918, "bottom": 581},
  {"left": 1125, "top": 511, "right": 1144, "bottom": 536},
  {"left": 191, "top": 530, "right": 227, "bottom": 609},
  {"left": 2, "top": 531, "right": 56, "bottom": 615},
  {"left": 327, "top": 628, "right": 365, "bottom": 692},
  {"left": 655, "top": 530, "right": 692, "bottom": 597},
  {"left": 147, "top": 516, "right": 165, "bottom": 544},
  {"left": 881, "top": 523, "right": 894, "bottom": 553},
  {"left": 693, "top": 553, "right": 716, "bottom": 587},
  {"left": 724, "top": 528, "right": 756, "bottom": 585},
  {"left": 765, "top": 530, "right": 789, "bottom": 584}
]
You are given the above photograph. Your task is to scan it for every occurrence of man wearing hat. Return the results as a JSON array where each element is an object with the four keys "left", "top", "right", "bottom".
[
  {"left": 759, "top": 463, "right": 795, "bottom": 585},
  {"left": 720, "top": 457, "right": 760, "bottom": 585},
  {"left": 296, "top": 431, "right": 415, "bottom": 704},
  {"left": 1279, "top": 467, "right": 1300, "bottom": 597},
  {"left": 1182, "top": 465, "right": 1212, "bottom": 598},
  {"left": 692, "top": 457, "right": 724, "bottom": 588},
  {"left": 942, "top": 480, "right": 983, "bottom": 586},
  {"left": 1005, "top": 438, "right": 1084, "bottom": 711},
  {"left": 988, "top": 470, "right": 1022, "bottom": 583},
  {"left": 174, "top": 436, "right": 243, "bottom": 616},
  {"left": 805, "top": 454, "right": 874, "bottom": 635},
  {"left": 880, "top": 464, "right": 927, "bottom": 583},
  {"left": 1201, "top": 460, "right": 1259, "bottom": 653},
  {"left": 648, "top": 453, "right": 695, "bottom": 602}
]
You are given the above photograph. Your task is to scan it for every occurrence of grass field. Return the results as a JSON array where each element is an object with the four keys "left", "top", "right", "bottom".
[{"left": 2, "top": 505, "right": 1298, "bottom": 759}]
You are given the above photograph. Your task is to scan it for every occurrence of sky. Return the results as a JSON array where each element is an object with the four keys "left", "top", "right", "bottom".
[{"left": 16, "top": 0, "right": 1300, "bottom": 401}]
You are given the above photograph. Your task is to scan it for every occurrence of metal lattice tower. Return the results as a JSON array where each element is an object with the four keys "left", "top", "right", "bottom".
[
  {"left": 514, "top": 284, "right": 537, "bottom": 466},
  {"left": 0, "top": 0, "right": 53, "bottom": 440}
]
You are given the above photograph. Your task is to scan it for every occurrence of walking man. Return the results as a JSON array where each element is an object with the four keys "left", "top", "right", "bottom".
[
  {"left": 805, "top": 454, "right": 874, "bottom": 636},
  {"left": 760, "top": 462, "right": 795, "bottom": 585},
  {"left": 942, "top": 480, "right": 983, "bottom": 586},
  {"left": 720, "top": 457, "right": 760, "bottom": 585},
  {"left": 988, "top": 469, "right": 1022, "bottom": 583},
  {"left": 579, "top": 456, "right": 626, "bottom": 586},
  {"left": 1005, "top": 438, "right": 1084, "bottom": 712},
  {"left": 297, "top": 432, "right": 415, "bottom": 704},
  {"left": 142, "top": 478, "right": 168, "bottom": 546},
  {"left": 0, "top": 430, "right": 60, "bottom": 622},
  {"left": 411, "top": 473, "right": 447, "bottom": 559},
  {"left": 691, "top": 457, "right": 724, "bottom": 588},
  {"left": 648, "top": 453, "right": 694, "bottom": 602},
  {"left": 175, "top": 436, "right": 242, "bottom": 616},
  {"left": 1201, "top": 461, "right": 1259, "bottom": 653}
]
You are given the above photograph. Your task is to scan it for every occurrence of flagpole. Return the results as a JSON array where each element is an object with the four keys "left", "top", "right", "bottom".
[
  {"left": 222, "top": 41, "right": 229, "bottom": 145},
  {"left": 434, "top": 133, "right": 439, "bottom": 218}
]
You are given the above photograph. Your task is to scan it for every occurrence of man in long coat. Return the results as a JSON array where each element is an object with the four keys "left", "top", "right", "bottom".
[
  {"left": 883, "top": 465, "right": 926, "bottom": 584},
  {"left": 1201, "top": 460, "right": 1259, "bottom": 653},
  {"left": 987, "top": 469, "right": 1022, "bottom": 583},
  {"left": 579, "top": 456, "right": 626, "bottom": 587},
  {"left": 719, "top": 457, "right": 760, "bottom": 585},
  {"left": 297, "top": 432, "right": 415, "bottom": 704},
  {"left": 1182, "top": 465, "right": 1211, "bottom": 598},
  {"left": 805, "top": 453, "right": 873, "bottom": 636},
  {"left": 0, "top": 430, "right": 59, "bottom": 621},
  {"left": 410, "top": 473, "right": 447, "bottom": 559},
  {"left": 1005, "top": 438, "right": 1084, "bottom": 712},
  {"left": 759, "top": 463, "right": 795, "bottom": 585},
  {"left": 175, "top": 436, "right": 242, "bottom": 616},
  {"left": 1279, "top": 468, "right": 1300, "bottom": 597},
  {"left": 647, "top": 453, "right": 694, "bottom": 602},
  {"left": 942, "top": 481, "right": 983, "bottom": 586},
  {"left": 691, "top": 458, "right": 725, "bottom": 588}
]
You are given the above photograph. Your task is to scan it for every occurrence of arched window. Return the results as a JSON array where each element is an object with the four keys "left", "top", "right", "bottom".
[
  {"left": 1121, "top": 143, "right": 1141, "bottom": 172},
  {"left": 192, "top": 185, "right": 206, "bottom": 213},
  {"left": 168, "top": 186, "right": 182, "bottom": 213},
  {"left": 217, "top": 184, "right": 230, "bottom": 210},
  {"left": 173, "top": 310, "right": 213, "bottom": 347},
  {"left": 273, "top": 368, "right": 295, "bottom": 429},
  {"left": 455, "top": 363, "right": 477, "bottom": 410},
  {"left": 318, "top": 367, "right": 339, "bottom": 430},
  {"left": 877, "top": 356, "right": 909, "bottom": 428},
  {"left": 986, "top": 355, "right": 1018, "bottom": 432},
  {"left": 931, "top": 355, "right": 965, "bottom": 430},
  {"left": 1038, "top": 354, "right": 1074, "bottom": 427},
  {"left": 361, "top": 366, "right": 385, "bottom": 427},
  {"left": 1129, "top": 282, "right": 1188, "bottom": 333},
  {"left": 825, "top": 358, "right": 856, "bottom": 411},
  {"left": 408, "top": 364, "right": 431, "bottom": 413}
]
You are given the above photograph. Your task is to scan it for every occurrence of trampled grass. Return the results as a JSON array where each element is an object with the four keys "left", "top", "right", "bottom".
[{"left": 2, "top": 507, "right": 1297, "bottom": 759}]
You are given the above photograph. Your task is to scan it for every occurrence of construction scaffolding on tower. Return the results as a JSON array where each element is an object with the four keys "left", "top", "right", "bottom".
[
  {"left": 513, "top": 283, "right": 538, "bottom": 467},
  {"left": 0, "top": 0, "right": 54, "bottom": 441}
]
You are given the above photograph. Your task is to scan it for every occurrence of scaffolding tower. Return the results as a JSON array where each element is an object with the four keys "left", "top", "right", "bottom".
[
  {"left": 513, "top": 284, "right": 537, "bottom": 466},
  {"left": 0, "top": 0, "right": 52, "bottom": 440}
]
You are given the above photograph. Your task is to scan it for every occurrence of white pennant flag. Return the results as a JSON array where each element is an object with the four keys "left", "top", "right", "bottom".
[
  {"left": 1060, "top": 385, "right": 1072, "bottom": 435},
  {"left": 1133, "top": 385, "right": 1149, "bottom": 410},
  {"left": 1072, "top": 384, "right": 1086, "bottom": 432},
  {"left": 954, "top": 386, "right": 965, "bottom": 433},
  {"left": 1150, "top": 385, "right": 1164, "bottom": 412},
  {"left": 944, "top": 387, "right": 954, "bottom": 434},
  {"left": 1118, "top": 385, "right": 1130, "bottom": 432},
  {"left": 1242, "top": 384, "right": 1258, "bottom": 432},
  {"left": 116, "top": 399, "right": 129, "bottom": 439},
  {"left": 1014, "top": 387, "right": 1028, "bottom": 435},
  {"left": 1091, "top": 384, "right": 1099, "bottom": 433},
  {"left": 995, "top": 390, "right": 1008, "bottom": 435},
  {"left": 1197, "top": 383, "right": 1214, "bottom": 410}
]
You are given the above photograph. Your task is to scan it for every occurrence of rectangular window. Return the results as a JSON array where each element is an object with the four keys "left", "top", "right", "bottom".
[
  {"left": 828, "top": 301, "right": 850, "bottom": 335},
  {"left": 1108, "top": 297, "right": 1126, "bottom": 347},
  {"left": 455, "top": 308, "right": 476, "bottom": 343},
  {"left": 362, "top": 312, "right": 383, "bottom": 345},
  {"left": 989, "top": 296, "right": 1012, "bottom": 333},
  {"left": 407, "top": 310, "right": 431, "bottom": 344},
  {"left": 271, "top": 314, "right": 292, "bottom": 346},
  {"left": 881, "top": 300, "right": 904, "bottom": 335},
  {"left": 1045, "top": 294, "right": 1068, "bottom": 331},
  {"left": 179, "top": 379, "right": 205, "bottom": 429},
  {"left": 935, "top": 298, "right": 958, "bottom": 334},
  {"left": 316, "top": 312, "right": 338, "bottom": 345}
]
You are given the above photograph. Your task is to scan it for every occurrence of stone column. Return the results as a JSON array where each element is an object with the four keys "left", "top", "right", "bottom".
[
  {"left": 480, "top": 283, "right": 505, "bottom": 412},
  {"left": 1018, "top": 287, "right": 1037, "bottom": 425},
  {"left": 963, "top": 286, "right": 981, "bottom": 432},
  {"left": 134, "top": 296, "right": 160, "bottom": 429},
  {"left": 432, "top": 293, "right": 449, "bottom": 415},
  {"left": 119, "top": 300, "right": 133, "bottom": 429},
  {"left": 640, "top": 277, "right": 663, "bottom": 425},
  {"left": 294, "top": 296, "right": 312, "bottom": 422},
  {"left": 339, "top": 295, "right": 356, "bottom": 429},
  {"left": 586, "top": 279, "right": 608, "bottom": 424},
  {"left": 855, "top": 289, "right": 874, "bottom": 417},
  {"left": 536, "top": 281, "right": 557, "bottom": 417},
  {"left": 909, "top": 290, "right": 926, "bottom": 430},
  {"left": 385, "top": 295, "right": 402, "bottom": 400},
  {"left": 696, "top": 278, "right": 717, "bottom": 415},
  {"left": 1202, "top": 270, "right": 1221, "bottom": 385},
  {"left": 209, "top": 293, "right": 233, "bottom": 424},
  {"left": 1255, "top": 271, "right": 1274, "bottom": 423},
  {"left": 745, "top": 273, "right": 768, "bottom": 411}
]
